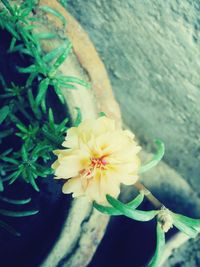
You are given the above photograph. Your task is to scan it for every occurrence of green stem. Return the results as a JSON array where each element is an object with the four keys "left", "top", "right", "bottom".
[{"left": 134, "top": 181, "right": 163, "bottom": 209}]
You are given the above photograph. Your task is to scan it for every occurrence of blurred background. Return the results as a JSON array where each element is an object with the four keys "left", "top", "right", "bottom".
[{"left": 66, "top": 1, "right": 200, "bottom": 266}]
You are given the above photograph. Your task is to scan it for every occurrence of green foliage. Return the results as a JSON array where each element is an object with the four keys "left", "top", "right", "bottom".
[
  {"left": 147, "top": 222, "right": 165, "bottom": 267},
  {"left": 94, "top": 192, "right": 200, "bottom": 267},
  {"left": 0, "top": 219, "right": 21, "bottom": 236},
  {"left": 0, "top": 196, "right": 38, "bottom": 236},
  {"left": 0, "top": 0, "right": 87, "bottom": 235},
  {"left": 171, "top": 212, "right": 200, "bottom": 238},
  {"left": 106, "top": 195, "right": 159, "bottom": 221},
  {"left": 39, "top": 5, "right": 66, "bottom": 27},
  {"left": 0, "top": 0, "right": 87, "bottom": 192},
  {"left": 93, "top": 192, "right": 144, "bottom": 216},
  {"left": 99, "top": 111, "right": 107, "bottom": 117},
  {"left": 74, "top": 107, "right": 82, "bottom": 127},
  {"left": 58, "top": 0, "right": 68, "bottom": 9},
  {"left": 0, "top": 106, "right": 9, "bottom": 124},
  {"left": 139, "top": 139, "right": 165, "bottom": 174},
  {"left": 18, "top": 41, "right": 90, "bottom": 111}
]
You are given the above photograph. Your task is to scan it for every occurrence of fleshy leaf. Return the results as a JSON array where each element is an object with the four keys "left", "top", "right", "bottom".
[
  {"left": 74, "top": 107, "right": 82, "bottom": 127},
  {"left": 99, "top": 112, "right": 107, "bottom": 117},
  {"left": 29, "top": 176, "right": 40, "bottom": 192},
  {"left": 0, "top": 220, "right": 21, "bottom": 237},
  {"left": 50, "top": 42, "right": 72, "bottom": 74},
  {"left": 93, "top": 202, "right": 122, "bottom": 216},
  {"left": 43, "top": 44, "right": 67, "bottom": 63},
  {"left": 172, "top": 212, "right": 199, "bottom": 238},
  {"left": 126, "top": 192, "right": 144, "bottom": 209},
  {"left": 93, "top": 193, "right": 144, "bottom": 216},
  {"left": 172, "top": 212, "right": 200, "bottom": 229},
  {"left": 0, "top": 196, "right": 31, "bottom": 205},
  {"left": 18, "top": 64, "right": 37, "bottom": 74},
  {"left": 58, "top": 76, "right": 90, "bottom": 89},
  {"left": 147, "top": 222, "right": 165, "bottom": 267},
  {"left": 53, "top": 83, "right": 65, "bottom": 104},
  {"left": 0, "top": 178, "right": 4, "bottom": 192},
  {"left": 0, "top": 209, "right": 39, "bottom": 217},
  {"left": 106, "top": 195, "right": 158, "bottom": 221},
  {"left": 139, "top": 139, "right": 165, "bottom": 174},
  {"left": 36, "top": 78, "right": 50, "bottom": 106},
  {"left": 33, "top": 32, "right": 57, "bottom": 40},
  {"left": 39, "top": 5, "right": 66, "bottom": 27},
  {"left": 0, "top": 106, "right": 9, "bottom": 124}
]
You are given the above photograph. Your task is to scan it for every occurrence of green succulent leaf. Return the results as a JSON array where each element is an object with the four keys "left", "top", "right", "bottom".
[
  {"left": 36, "top": 78, "right": 50, "bottom": 106},
  {"left": 93, "top": 193, "right": 144, "bottom": 216},
  {"left": 0, "top": 179, "right": 4, "bottom": 192},
  {"left": 0, "top": 106, "right": 9, "bottom": 124},
  {"left": 99, "top": 112, "right": 107, "bottom": 117},
  {"left": 106, "top": 195, "right": 158, "bottom": 221},
  {"left": 59, "top": 0, "right": 68, "bottom": 8},
  {"left": 49, "top": 42, "right": 72, "bottom": 75},
  {"left": 48, "top": 108, "right": 55, "bottom": 127},
  {"left": 172, "top": 213, "right": 200, "bottom": 229},
  {"left": 1, "top": 157, "right": 19, "bottom": 165},
  {"left": 53, "top": 83, "right": 65, "bottom": 104},
  {"left": 0, "top": 209, "right": 39, "bottom": 217},
  {"left": 147, "top": 222, "right": 165, "bottom": 267},
  {"left": 8, "top": 168, "right": 23, "bottom": 185},
  {"left": 0, "top": 129, "right": 14, "bottom": 139},
  {"left": 74, "top": 107, "right": 82, "bottom": 127},
  {"left": 139, "top": 139, "right": 165, "bottom": 174},
  {"left": 39, "top": 5, "right": 66, "bottom": 27},
  {"left": 0, "top": 220, "right": 21, "bottom": 237},
  {"left": 56, "top": 117, "right": 68, "bottom": 132},
  {"left": 0, "top": 196, "right": 31, "bottom": 205},
  {"left": 1, "top": 0, "right": 14, "bottom": 15},
  {"left": 126, "top": 192, "right": 144, "bottom": 209},
  {"left": 27, "top": 89, "right": 41, "bottom": 119},
  {"left": 93, "top": 202, "right": 122, "bottom": 215},
  {"left": 29, "top": 176, "right": 40, "bottom": 192},
  {"left": 58, "top": 76, "right": 91, "bottom": 89},
  {"left": 57, "top": 81, "right": 78, "bottom": 90},
  {"left": 33, "top": 32, "right": 57, "bottom": 40},
  {"left": 43, "top": 43, "right": 67, "bottom": 63},
  {"left": 18, "top": 64, "right": 37, "bottom": 74},
  {"left": 171, "top": 212, "right": 199, "bottom": 238}
]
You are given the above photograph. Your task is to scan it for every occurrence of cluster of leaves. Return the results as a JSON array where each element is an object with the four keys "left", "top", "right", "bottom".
[
  {"left": 0, "top": 195, "right": 38, "bottom": 237},
  {"left": 0, "top": 0, "right": 88, "bottom": 235},
  {"left": 0, "top": 0, "right": 89, "bottom": 191},
  {"left": 93, "top": 140, "right": 200, "bottom": 267},
  {"left": 94, "top": 194, "right": 200, "bottom": 267}
]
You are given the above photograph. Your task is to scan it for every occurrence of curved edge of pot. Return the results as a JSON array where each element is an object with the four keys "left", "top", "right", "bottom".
[{"left": 32, "top": 1, "right": 122, "bottom": 266}]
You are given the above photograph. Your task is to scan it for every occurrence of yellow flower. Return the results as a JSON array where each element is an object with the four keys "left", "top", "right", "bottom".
[{"left": 52, "top": 116, "right": 141, "bottom": 203}]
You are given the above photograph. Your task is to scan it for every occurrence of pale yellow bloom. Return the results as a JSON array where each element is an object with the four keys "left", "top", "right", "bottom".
[{"left": 52, "top": 116, "right": 141, "bottom": 203}]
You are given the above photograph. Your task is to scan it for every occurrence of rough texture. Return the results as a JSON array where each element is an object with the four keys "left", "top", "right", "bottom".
[
  {"left": 163, "top": 236, "right": 200, "bottom": 267},
  {"left": 67, "top": 0, "right": 200, "bottom": 195}
]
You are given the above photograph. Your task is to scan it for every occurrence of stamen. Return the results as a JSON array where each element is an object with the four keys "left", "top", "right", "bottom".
[{"left": 80, "top": 157, "right": 107, "bottom": 179}]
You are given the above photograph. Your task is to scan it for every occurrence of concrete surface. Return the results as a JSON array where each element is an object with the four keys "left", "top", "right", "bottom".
[{"left": 67, "top": 0, "right": 200, "bottom": 194}]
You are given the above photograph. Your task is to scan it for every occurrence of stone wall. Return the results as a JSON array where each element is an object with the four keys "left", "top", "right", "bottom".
[{"left": 68, "top": 0, "right": 200, "bottom": 194}]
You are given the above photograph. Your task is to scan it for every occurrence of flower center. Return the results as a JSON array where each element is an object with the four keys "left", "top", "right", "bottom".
[
  {"left": 91, "top": 157, "right": 107, "bottom": 168},
  {"left": 80, "top": 157, "right": 107, "bottom": 178}
]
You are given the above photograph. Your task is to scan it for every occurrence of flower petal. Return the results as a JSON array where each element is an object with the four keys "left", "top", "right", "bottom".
[
  {"left": 62, "top": 177, "right": 84, "bottom": 197},
  {"left": 54, "top": 155, "right": 82, "bottom": 178},
  {"left": 62, "top": 127, "right": 79, "bottom": 149}
]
